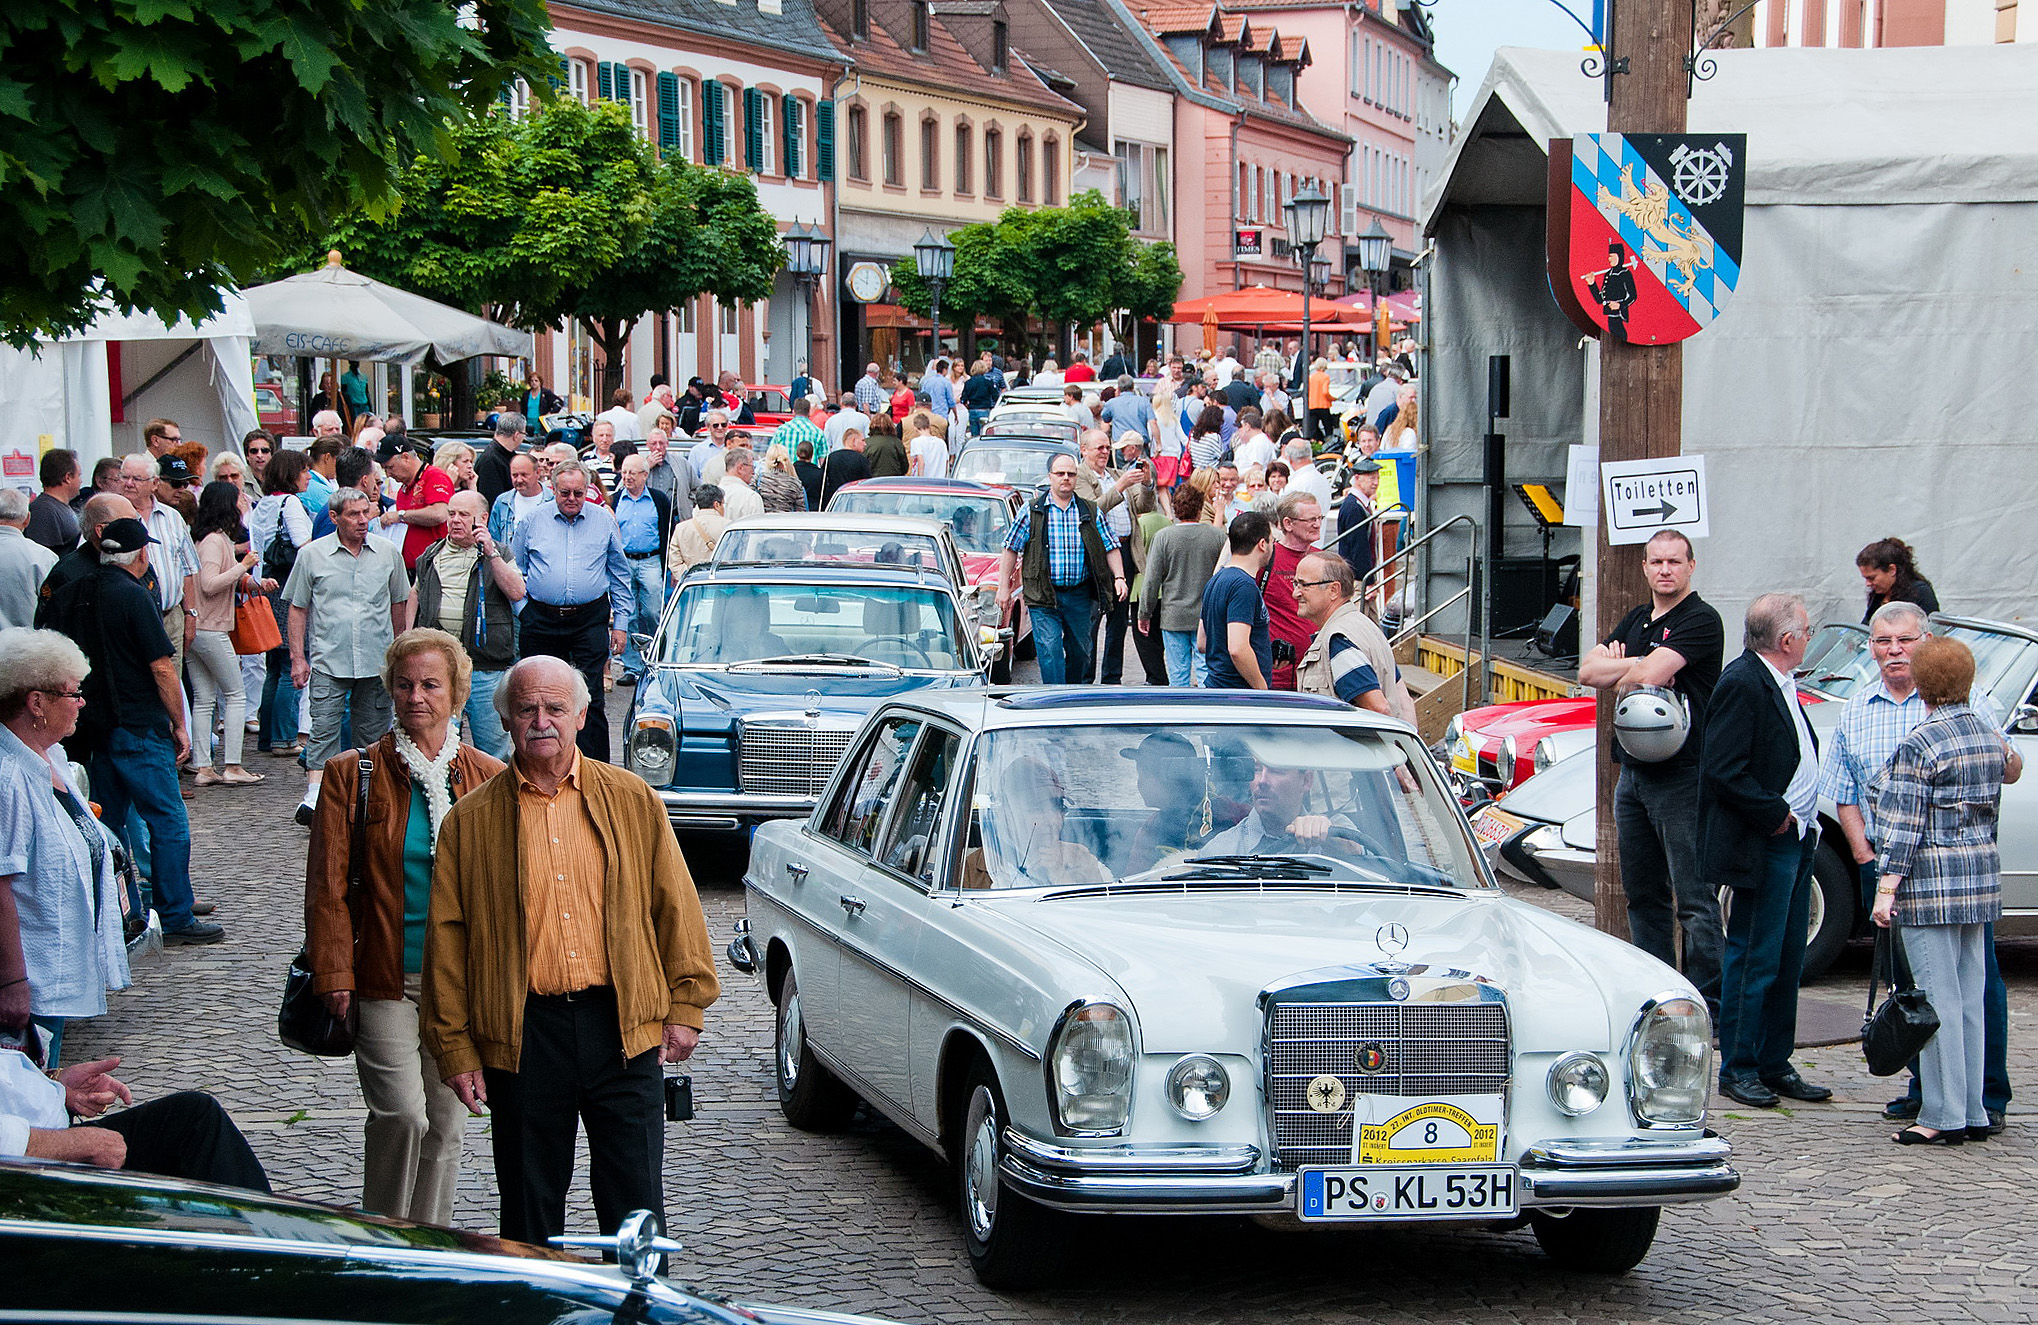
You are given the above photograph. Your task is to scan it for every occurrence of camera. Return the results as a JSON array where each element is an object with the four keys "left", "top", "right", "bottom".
[
  {"left": 1271, "top": 638, "right": 1298, "bottom": 666},
  {"left": 663, "top": 1074, "right": 694, "bottom": 1122}
]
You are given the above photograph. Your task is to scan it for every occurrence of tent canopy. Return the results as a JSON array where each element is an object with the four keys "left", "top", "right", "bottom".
[
  {"left": 241, "top": 253, "right": 534, "bottom": 368},
  {"left": 1169, "top": 287, "right": 1315, "bottom": 323}
]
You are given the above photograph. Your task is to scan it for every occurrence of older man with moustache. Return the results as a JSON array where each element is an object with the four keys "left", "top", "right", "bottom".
[
  {"left": 488, "top": 452, "right": 551, "bottom": 549},
  {"left": 423, "top": 655, "right": 718, "bottom": 1247}
]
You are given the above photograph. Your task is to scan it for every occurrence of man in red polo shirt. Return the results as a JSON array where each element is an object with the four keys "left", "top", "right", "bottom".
[
  {"left": 377, "top": 435, "right": 454, "bottom": 570},
  {"left": 1264, "top": 489, "right": 1325, "bottom": 690}
]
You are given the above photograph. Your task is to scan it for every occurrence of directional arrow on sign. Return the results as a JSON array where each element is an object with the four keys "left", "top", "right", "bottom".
[{"left": 1627, "top": 499, "right": 1678, "bottom": 521}]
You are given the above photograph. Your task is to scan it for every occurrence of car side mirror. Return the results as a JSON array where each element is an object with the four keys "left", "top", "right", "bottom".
[
  {"left": 631, "top": 632, "right": 657, "bottom": 659},
  {"left": 2014, "top": 703, "right": 2038, "bottom": 735}
]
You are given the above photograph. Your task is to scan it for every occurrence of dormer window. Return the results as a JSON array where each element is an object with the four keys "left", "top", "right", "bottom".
[
  {"left": 912, "top": 0, "right": 931, "bottom": 51},
  {"left": 852, "top": 0, "right": 869, "bottom": 38},
  {"left": 992, "top": 19, "right": 1008, "bottom": 71}
]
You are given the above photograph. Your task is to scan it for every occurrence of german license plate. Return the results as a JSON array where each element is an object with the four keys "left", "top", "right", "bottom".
[
  {"left": 1472, "top": 807, "right": 1523, "bottom": 846},
  {"left": 1298, "top": 1165, "right": 1517, "bottom": 1221}
]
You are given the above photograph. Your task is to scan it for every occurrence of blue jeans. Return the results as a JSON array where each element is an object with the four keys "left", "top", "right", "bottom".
[
  {"left": 259, "top": 647, "right": 299, "bottom": 748},
  {"left": 1718, "top": 829, "right": 1816, "bottom": 1083},
  {"left": 968, "top": 408, "right": 989, "bottom": 437},
  {"left": 91, "top": 727, "right": 196, "bottom": 932},
  {"left": 464, "top": 669, "right": 513, "bottom": 761},
  {"left": 1029, "top": 584, "right": 1097, "bottom": 685},
  {"left": 619, "top": 556, "right": 666, "bottom": 677},
  {"left": 1162, "top": 629, "right": 1198, "bottom": 686}
]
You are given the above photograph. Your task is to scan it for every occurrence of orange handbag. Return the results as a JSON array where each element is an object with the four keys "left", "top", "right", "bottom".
[{"left": 230, "top": 587, "right": 282, "bottom": 655}]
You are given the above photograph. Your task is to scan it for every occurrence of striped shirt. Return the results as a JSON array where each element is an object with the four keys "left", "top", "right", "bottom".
[
  {"left": 1874, "top": 703, "right": 2005, "bottom": 926},
  {"left": 517, "top": 752, "right": 612, "bottom": 994}
]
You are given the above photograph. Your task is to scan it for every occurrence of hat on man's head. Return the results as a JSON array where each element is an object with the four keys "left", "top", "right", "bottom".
[
  {"left": 1121, "top": 731, "right": 1198, "bottom": 762},
  {"left": 156, "top": 454, "right": 194, "bottom": 485},
  {"left": 99, "top": 517, "right": 158, "bottom": 555},
  {"left": 376, "top": 434, "right": 428, "bottom": 466},
  {"left": 1349, "top": 457, "right": 1383, "bottom": 474}
]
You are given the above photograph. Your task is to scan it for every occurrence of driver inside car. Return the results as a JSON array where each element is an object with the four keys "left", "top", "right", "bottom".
[{"left": 1195, "top": 757, "right": 1406, "bottom": 862}]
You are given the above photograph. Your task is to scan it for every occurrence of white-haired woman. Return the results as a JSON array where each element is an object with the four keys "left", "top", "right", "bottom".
[
  {"left": 432, "top": 440, "right": 478, "bottom": 494},
  {"left": 304, "top": 628, "right": 503, "bottom": 1224},
  {"left": 0, "top": 628, "right": 131, "bottom": 1067}
]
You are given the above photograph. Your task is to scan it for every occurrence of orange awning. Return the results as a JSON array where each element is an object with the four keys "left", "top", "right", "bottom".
[{"left": 1168, "top": 286, "right": 1314, "bottom": 324}]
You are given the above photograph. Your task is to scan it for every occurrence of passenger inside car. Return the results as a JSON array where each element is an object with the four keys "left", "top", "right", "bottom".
[{"left": 963, "top": 757, "right": 1110, "bottom": 889}]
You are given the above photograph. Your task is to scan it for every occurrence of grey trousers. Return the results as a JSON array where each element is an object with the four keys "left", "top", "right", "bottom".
[
  {"left": 355, "top": 973, "right": 467, "bottom": 1225},
  {"left": 1901, "top": 922, "right": 1989, "bottom": 1133},
  {"left": 306, "top": 671, "right": 393, "bottom": 771}
]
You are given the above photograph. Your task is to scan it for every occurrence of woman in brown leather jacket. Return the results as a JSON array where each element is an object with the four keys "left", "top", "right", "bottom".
[{"left": 304, "top": 628, "right": 503, "bottom": 1225}]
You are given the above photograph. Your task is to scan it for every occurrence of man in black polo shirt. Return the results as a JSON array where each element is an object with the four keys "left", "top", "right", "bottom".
[
  {"left": 1578, "top": 529, "right": 1724, "bottom": 1014},
  {"left": 44, "top": 518, "right": 222, "bottom": 944}
]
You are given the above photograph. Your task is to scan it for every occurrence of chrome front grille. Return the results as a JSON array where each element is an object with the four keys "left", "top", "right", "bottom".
[
  {"left": 1266, "top": 1000, "right": 1511, "bottom": 1168},
  {"left": 737, "top": 722, "right": 857, "bottom": 798}
]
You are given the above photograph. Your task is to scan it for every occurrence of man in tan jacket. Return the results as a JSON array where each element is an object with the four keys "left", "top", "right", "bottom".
[{"left": 422, "top": 654, "right": 718, "bottom": 1246}]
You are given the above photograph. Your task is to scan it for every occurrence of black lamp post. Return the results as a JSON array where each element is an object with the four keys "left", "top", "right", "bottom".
[
  {"left": 1283, "top": 183, "right": 1330, "bottom": 440},
  {"left": 1356, "top": 217, "right": 1392, "bottom": 357},
  {"left": 913, "top": 228, "right": 955, "bottom": 371},
  {"left": 783, "top": 220, "right": 831, "bottom": 376}
]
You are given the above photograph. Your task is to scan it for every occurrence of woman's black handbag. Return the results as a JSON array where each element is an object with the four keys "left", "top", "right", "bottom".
[
  {"left": 278, "top": 752, "right": 370, "bottom": 1057},
  {"left": 1862, "top": 926, "right": 1939, "bottom": 1077}
]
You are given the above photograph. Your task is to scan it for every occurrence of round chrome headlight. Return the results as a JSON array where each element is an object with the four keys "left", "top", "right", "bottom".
[
  {"left": 1628, "top": 997, "right": 1713, "bottom": 1126},
  {"left": 1546, "top": 1052, "right": 1610, "bottom": 1117},
  {"left": 1532, "top": 736, "right": 1558, "bottom": 776},
  {"left": 1165, "top": 1054, "right": 1230, "bottom": 1120},
  {"left": 1500, "top": 735, "right": 1519, "bottom": 785}
]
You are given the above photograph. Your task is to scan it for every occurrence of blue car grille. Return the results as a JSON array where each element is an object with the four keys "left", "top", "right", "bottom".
[
  {"left": 1265, "top": 1000, "right": 1511, "bottom": 1168},
  {"left": 738, "top": 722, "right": 857, "bottom": 798}
]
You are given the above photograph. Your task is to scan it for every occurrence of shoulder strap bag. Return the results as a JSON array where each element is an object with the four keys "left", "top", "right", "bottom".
[
  {"left": 279, "top": 750, "right": 372, "bottom": 1056},
  {"left": 1861, "top": 924, "right": 1939, "bottom": 1076}
]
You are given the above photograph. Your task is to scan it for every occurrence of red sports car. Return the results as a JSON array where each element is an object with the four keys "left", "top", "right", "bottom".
[{"left": 740, "top": 384, "right": 796, "bottom": 433}]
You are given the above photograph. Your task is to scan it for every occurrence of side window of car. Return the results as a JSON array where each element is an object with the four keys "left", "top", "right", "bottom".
[
  {"left": 819, "top": 717, "right": 923, "bottom": 856},
  {"left": 875, "top": 728, "right": 961, "bottom": 882}
]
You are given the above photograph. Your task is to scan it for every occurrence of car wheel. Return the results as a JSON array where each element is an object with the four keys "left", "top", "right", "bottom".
[
  {"left": 1528, "top": 1205, "right": 1661, "bottom": 1273},
  {"left": 1800, "top": 841, "right": 1855, "bottom": 982},
  {"left": 956, "top": 1060, "right": 1065, "bottom": 1289},
  {"left": 775, "top": 970, "right": 858, "bottom": 1132}
]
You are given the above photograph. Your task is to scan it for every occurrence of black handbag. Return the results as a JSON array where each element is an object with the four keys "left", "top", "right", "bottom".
[
  {"left": 1862, "top": 926, "right": 1939, "bottom": 1077},
  {"left": 278, "top": 751, "right": 371, "bottom": 1057}
]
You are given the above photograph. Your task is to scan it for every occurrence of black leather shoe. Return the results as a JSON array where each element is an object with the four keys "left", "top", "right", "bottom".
[
  {"left": 1761, "top": 1071, "right": 1832, "bottom": 1102},
  {"left": 1884, "top": 1096, "right": 1921, "bottom": 1121},
  {"left": 1719, "top": 1075, "right": 1779, "bottom": 1108}
]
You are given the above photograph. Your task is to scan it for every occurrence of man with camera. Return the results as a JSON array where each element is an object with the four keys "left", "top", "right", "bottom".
[{"left": 1577, "top": 529, "right": 1726, "bottom": 1020}]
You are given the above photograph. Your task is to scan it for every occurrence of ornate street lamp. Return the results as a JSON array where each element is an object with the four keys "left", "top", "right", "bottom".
[
  {"left": 1357, "top": 217, "right": 1393, "bottom": 356},
  {"left": 1309, "top": 255, "right": 1333, "bottom": 294},
  {"left": 1283, "top": 184, "right": 1331, "bottom": 440},
  {"left": 783, "top": 221, "right": 832, "bottom": 378},
  {"left": 913, "top": 228, "right": 955, "bottom": 370}
]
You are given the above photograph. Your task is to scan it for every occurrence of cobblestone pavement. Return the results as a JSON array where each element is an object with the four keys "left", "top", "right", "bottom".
[{"left": 67, "top": 703, "right": 2038, "bottom": 1324}]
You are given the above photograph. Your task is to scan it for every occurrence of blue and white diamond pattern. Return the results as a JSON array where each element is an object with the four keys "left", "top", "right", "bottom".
[{"left": 1571, "top": 134, "right": 1741, "bottom": 327}]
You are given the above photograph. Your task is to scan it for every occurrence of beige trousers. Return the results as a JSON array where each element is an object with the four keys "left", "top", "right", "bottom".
[{"left": 355, "top": 972, "right": 467, "bottom": 1225}]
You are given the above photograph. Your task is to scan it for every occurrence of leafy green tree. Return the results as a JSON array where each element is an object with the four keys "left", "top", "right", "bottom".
[
  {"left": 892, "top": 191, "right": 1181, "bottom": 362},
  {"left": 0, "top": 0, "right": 555, "bottom": 344}
]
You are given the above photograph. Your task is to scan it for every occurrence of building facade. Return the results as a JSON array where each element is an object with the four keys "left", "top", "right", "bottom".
[
  {"left": 527, "top": 0, "right": 847, "bottom": 407},
  {"left": 816, "top": 0, "right": 1085, "bottom": 382},
  {"left": 1748, "top": 0, "right": 2033, "bottom": 45}
]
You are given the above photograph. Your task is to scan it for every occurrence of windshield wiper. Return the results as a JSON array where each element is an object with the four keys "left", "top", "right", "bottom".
[
  {"left": 727, "top": 653, "right": 904, "bottom": 674},
  {"left": 1164, "top": 854, "right": 1337, "bottom": 881}
]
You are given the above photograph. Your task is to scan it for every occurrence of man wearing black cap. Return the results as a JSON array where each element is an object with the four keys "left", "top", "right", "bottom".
[
  {"left": 1333, "top": 456, "right": 1384, "bottom": 588},
  {"left": 376, "top": 435, "right": 453, "bottom": 571},
  {"left": 44, "top": 517, "right": 223, "bottom": 944}
]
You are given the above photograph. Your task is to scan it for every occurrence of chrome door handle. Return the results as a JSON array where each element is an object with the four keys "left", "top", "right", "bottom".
[
  {"left": 786, "top": 863, "right": 808, "bottom": 883},
  {"left": 839, "top": 895, "right": 867, "bottom": 918}
]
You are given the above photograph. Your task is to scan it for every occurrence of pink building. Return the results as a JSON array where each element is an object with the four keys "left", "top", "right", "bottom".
[{"left": 1136, "top": 5, "right": 1351, "bottom": 303}]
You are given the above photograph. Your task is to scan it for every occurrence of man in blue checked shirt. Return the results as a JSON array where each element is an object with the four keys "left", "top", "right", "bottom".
[
  {"left": 995, "top": 455, "right": 1126, "bottom": 685},
  {"left": 510, "top": 462, "right": 631, "bottom": 762},
  {"left": 610, "top": 454, "right": 673, "bottom": 687},
  {"left": 1816, "top": 601, "right": 2023, "bottom": 1131}
]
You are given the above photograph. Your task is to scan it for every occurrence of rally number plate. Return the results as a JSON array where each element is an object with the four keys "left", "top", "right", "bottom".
[
  {"left": 1298, "top": 1165, "right": 1517, "bottom": 1222},
  {"left": 1471, "top": 807, "right": 1524, "bottom": 846}
]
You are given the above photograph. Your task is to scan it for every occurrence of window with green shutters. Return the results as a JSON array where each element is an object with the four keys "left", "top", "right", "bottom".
[
  {"left": 783, "top": 95, "right": 803, "bottom": 180},
  {"left": 597, "top": 60, "right": 614, "bottom": 102},
  {"left": 743, "top": 87, "right": 764, "bottom": 172},
  {"left": 816, "top": 101, "right": 836, "bottom": 181},
  {"left": 657, "top": 71, "right": 682, "bottom": 154},
  {"left": 703, "top": 81, "right": 725, "bottom": 165}
]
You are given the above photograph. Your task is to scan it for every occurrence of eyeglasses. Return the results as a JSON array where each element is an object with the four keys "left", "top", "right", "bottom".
[
  {"left": 1284, "top": 514, "right": 1323, "bottom": 524},
  {"left": 1870, "top": 633, "right": 1925, "bottom": 648},
  {"left": 1049, "top": 469, "right": 1078, "bottom": 477},
  {"left": 1290, "top": 578, "right": 1339, "bottom": 590},
  {"left": 37, "top": 688, "right": 87, "bottom": 701}
]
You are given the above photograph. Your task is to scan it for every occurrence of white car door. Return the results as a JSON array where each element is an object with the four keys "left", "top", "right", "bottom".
[{"left": 802, "top": 714, "right": 927, "bottom": 1109}]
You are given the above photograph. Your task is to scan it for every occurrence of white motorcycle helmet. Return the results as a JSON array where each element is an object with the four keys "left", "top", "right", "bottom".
[{"left": 1614, "top": 686, "right": 1691, "bottom": 762}]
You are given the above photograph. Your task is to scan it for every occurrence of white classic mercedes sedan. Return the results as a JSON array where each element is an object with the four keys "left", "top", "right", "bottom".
[{"left": 730, "top": 690, "right": 1737, "bottom": 1287}]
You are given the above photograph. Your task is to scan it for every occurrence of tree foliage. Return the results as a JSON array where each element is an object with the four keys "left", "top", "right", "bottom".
[
  {"left": 0, "top": 0, "right": 556, "bottom": 344},
  {"left": 318, "top": 97, "right": 785, "bottom": 402},
  {"left": 892, "top": 190, "right": 1181, "bottom": 354}
]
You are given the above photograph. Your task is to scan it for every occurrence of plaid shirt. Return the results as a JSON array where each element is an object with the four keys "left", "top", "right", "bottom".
[
  {"left": 771, "top": 415, "right": 827, "bottom": 463},
  {"left": 854, "top": 375, "right": 888, "bottom": 415},
  {"left": 1874, "top": 703, "right": 2005, "bottom": 925},
  {"left": 1003, "top": 494, "right": 1120, "bottom": 588},
  {"left": 1816, "top": 679, "right": 2006, "bottom": 842}
]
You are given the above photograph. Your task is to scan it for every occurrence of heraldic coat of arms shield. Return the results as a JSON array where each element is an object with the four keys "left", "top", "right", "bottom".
[{"left": 1548, "top": 133, "right": 1747, "bottom": 345}]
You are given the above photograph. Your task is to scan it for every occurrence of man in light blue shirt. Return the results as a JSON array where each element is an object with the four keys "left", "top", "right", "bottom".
[
  {"left": 1099, "top": 374, "right": 1156, "bottom": 443},
  {"left": 924, "top": 359, "right": 957, "bottom": 419},
  {"left": 511, "top": 461, "right": 631, "bottom": 761}
]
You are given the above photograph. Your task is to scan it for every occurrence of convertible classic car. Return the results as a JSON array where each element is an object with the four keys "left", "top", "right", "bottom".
[{"left": 732, "top": 690, "right": 1736, "bottom": 1287}]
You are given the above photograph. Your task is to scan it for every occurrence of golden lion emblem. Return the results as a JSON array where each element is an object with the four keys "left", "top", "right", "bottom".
[{"left": 1597, "top": 167, "right": 1715, "bottom": 299}]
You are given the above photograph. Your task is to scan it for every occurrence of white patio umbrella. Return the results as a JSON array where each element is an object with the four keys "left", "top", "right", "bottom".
[{"left": 241, "top": 251, "right": 533, "bottom": 367}]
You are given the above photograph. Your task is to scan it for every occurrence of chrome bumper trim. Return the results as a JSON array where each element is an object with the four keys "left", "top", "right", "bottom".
[
  {"left": 1518, "top": 1132, "right": 1738, "bottom": 1207},
  {"left": 655, "top": 789, "right": 813, "bottom": 829},
  {"left": 1520, "top": 1133, "right": 1733, "bottom": 1168},
  {"left": 1000, "top": 1157, "right": 1295, "bottom": 1213},
  {"left": 1003, "top": 1130, "right": 1261, "bottom": 1174}
]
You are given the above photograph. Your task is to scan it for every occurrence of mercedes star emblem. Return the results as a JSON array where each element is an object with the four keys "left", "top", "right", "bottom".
[{"left": 1376, "top": 923, "right": 1411, "bottom": 957}]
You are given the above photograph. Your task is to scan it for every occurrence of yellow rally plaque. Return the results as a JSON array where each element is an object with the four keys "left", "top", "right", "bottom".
[{"left": 1357, "top": 1101, "right": 1501, "bottom": 1165}]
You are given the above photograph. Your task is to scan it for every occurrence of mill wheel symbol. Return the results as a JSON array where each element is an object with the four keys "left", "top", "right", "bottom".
[{"left": 1667, "top": 142, "right": 1732, "bottom": 208}]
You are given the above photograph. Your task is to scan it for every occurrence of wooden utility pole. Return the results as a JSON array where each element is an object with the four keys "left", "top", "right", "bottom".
[{"left": 1592, "top": 0, "right": 1694, "bottom": 938}]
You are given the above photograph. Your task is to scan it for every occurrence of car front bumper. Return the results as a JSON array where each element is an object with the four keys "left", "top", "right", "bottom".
[
  {"left": 655, "top": 789, "right": 813, "bottom": 832},
  {"left": 999, "top": 1130, "right": 1737, "bottom": 1215}
]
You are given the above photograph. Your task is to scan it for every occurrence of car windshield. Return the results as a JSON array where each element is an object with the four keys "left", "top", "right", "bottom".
[
  {"left": 954, "top": 448, "right": 1063, "bottom": 490},
  {"left": 716, "top": 527, "right": 948, "bottom": 573},
  {"left": 960, "top": 723, "right": 1485, "bottom": 891},
  {"left": 659, "top": 582, "right": 969, "bottom": 669},
  {"left": 1796, "top": 623, "right": 1874, "bottom": 699},
  {"left": 829, "top": 491, "right": 1012, "bottom": 555},
  {"left": 1941, "top": 623, "right": 2038, "bottom": 723}
]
